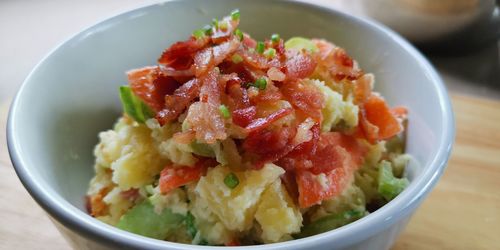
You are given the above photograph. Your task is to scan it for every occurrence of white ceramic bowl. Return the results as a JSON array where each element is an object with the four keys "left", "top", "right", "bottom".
[{"left": 7, "top": 0, "right": 454, "bottom": 249}]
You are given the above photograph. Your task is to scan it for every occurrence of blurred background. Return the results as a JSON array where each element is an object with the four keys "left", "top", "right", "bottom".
[{"left": 0, "top": 0, "right": 498, "bottom": 249}]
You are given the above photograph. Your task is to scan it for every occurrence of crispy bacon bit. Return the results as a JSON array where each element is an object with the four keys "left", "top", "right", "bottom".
[
  {"left": 156, "top": 78, "right": 201, "bottom": 125},
  {"left": 158, "top": 37, "right": 208, "bottom": 69},
  {"left": 285, "top": 50, "right": 317, "bottom": 80},
  {"left": 127, "top": 66, "right": 181, "bottom": 112},
  {"left": 194, "top": 38, "right": 240, "bottom": 77},
  {"left": 194, "top": 48, "right": 214, "bottom": 77},
  {"left": 185, "top": 69, "right": 227, "bottom": 143},
  {"left": 250, "top": 82, "right": 283, "bottom": 104},
  {"left": 240, "top": 48, "right": 269, "bottom": 69},
  {"left": 245, "top": 108, "right": 293, "bottom": 132},
  {"left": 243, "top": 125, "right": 297, "bottom": 167},
  {"left": 281, "top": 80, "right": 324, "bottom": 122},
  {"left": 211, "top": 18, "right": 240, "bottom": 44},
  {"left": 232, "top": 106, "right": 257, "bottom": 127},
  {"left": 242, "top": 33, "right": 257, "bottom": 48},
  {"left": 312, "top": 39, "right": 363, "bottom": 81},
  {"left": 279, "top": 132, "right": 367, "bottom": 175}
]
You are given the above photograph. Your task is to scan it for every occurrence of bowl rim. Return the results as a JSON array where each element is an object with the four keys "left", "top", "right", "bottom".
[{"left": 7, "top": 0, "right": 455, "bottom": 249}]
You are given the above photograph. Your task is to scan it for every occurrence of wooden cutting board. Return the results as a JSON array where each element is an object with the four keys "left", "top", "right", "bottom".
[{"left": 0, "top": 94, "right": 499, "bottom": 249}]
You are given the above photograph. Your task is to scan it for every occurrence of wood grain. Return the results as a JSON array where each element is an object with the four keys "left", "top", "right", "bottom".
[{"left": 1, "top": 94, "right": 498, "bottom": 249}]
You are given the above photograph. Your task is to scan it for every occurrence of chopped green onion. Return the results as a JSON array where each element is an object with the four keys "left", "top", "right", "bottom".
[
  {"left": 231, "top": 54, "right": 243, "bottom": 64},
  {"left": 263, "top": 48, "right": 276, "bottom": 59},
  {"left": 271, "top": 33, "right": 280, "bottom": 43},
  {"left": 224, "top": 173, "right": 239, "bottom": 189},
  {"left": 231, "top": 9, "right": 240, "bottom": 21},
  {"left": 203, "top": 24, "right": 213, "bottom": 35},
  {"left": 234, "top": 28, "right": 243, "bottom": 41},
  {"left": 256, "top": 41, "right": 265, "bottom": 54},
  {"left": 212, "top": 18, "right": 219, "bottom": 30},
  {"left": 219, "top": 104, "right": 231, "bottom": 118},
  {"left": 119, "top": 86, "right": 154, "bottom": 123},
  {"left": 192, "top": 29, "right": 205, "bottom": 40},
  {"left": 254, "top": 77, "right": 267, "bottom": 90},
  {"left": 185, "top": 212, "right": 197, "bottom": 239},
  {"left": 378, "top": 161, "right": 409, "bottom": 201}
]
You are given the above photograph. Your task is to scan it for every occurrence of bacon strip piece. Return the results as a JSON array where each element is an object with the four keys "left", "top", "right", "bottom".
[
  {"left": 127, "top": 66, "right": 181, "bottom": 112},
  {"left": 185, "top": 69, "right": 227, "bottom": 143},
  {"left": 156, "top": 78, "right": 201, "bottom": 125},
  {"left": 245, "top": 108, "right": 293, "bottom": 132},
  {"left": 281, "top": 80, "right": 324, "bottom": 122}
]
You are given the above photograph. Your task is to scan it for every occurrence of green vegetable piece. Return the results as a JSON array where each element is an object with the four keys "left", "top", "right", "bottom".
[
  {"left": 234, "top": 29, "right": 243, "bottom": 41},
  {"left": 203, "top": 24, "right": 213, "bottom": 35},
  {"left": 231, "top": 9, "right": 240, "bottom": 21},
  {"left": 378, "top": 161, "right": 409, "bottom": 201},
  {"left": 116, "top": 200, "right": 184, "bottom": 240},
  {"left": 285, "top": 37, "right": 318, "bottom": 53},
  {"left": 192, "top": 29, "right": 205, "bottom": 40},
  {"left": 263, "top": 48, "right": 276, "bottom": 59},
  {"left": 224, "top": 173, "right": 239, "bottom": 189},
  {"left": 190, "top": 140, "right": 216, "bottom": 158},
  {"left": 185, "top": 212, "right": 197, "bottom": 239},
  {"left": 295, "top": 209, "right": 364, "bottom": 238},
  {"left": 256, "top": 41, "right": 265, "bottom": 54},
  {"left": 219, "top": 104, "right": 231, "bottom": 118},
  {"left": 231, "top": 54, "right": 243, "bottom": 64},
  {"left": 271, "top": 33, "right": 280, "bottom": 43},
  {"left": 119, "top": 86, "right": 154, "bottom": 123},
  {"left": 254, "top": 78, "right": 267, "bottom": 90},
  {"left": 212, "top": 18, "right": 219, "bottom": 30}
]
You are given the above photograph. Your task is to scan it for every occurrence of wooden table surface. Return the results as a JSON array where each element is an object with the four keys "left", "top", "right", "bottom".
[{"left": 1, "top": 1, "right": 499, "bottom": 249}]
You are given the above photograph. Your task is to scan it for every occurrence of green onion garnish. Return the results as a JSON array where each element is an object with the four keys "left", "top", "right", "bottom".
[
  {"left": 263, "top": 48, "right": 276, "bottom": 59},
  {"left": 192, "top": 29, "right": 205, "bottom": 40},
  {"left": 254, "top": 77, "right": 267, "bottom": 90},
  {"left": 203, "top": 25, "right": 213, "bottom": 35},
  {"left": 119, "top": 86, "right": 154, "bottom": 123},
  {"left": 212, "top": 18, "right": 219, "bottom": 30},
  {"left": 231, "top": 54, "right": 243, "bottom": 64},
  {"left": 256, "top": 41, "right": 265, "bottom": 54},
  {"left": 231, "top": 9, "right": 240, "bottom": 21},
  {"left": 234, "top": 29, "right": 243, "bottom": 41},
  {"left": 219, "top": 104, "right": 231, "bottom": 118},
  {"left": 224, "top": 173, "right": 239, "bottom": 189},
  {"left": 271, "top": 33, "right": 280, "bottom": 43}
]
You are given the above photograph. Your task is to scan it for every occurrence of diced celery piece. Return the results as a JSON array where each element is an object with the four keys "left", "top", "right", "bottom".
[
  {"left": 116, "top": 200, "right": 184, "bottom": 239},
  {"left": 295, "top": 209, "right": 364, "bottom": 238},
  {"left": 119, "top": 86, "right": 154, "bottom": 123},
  {"left": 190, "top": 140, "right": 216, "bottom": 158},
  {"left": 284, "top": 37, "right": 318, "bottom": 53},
  {"left": 378, "top": 161, "right": 409, "bottom": 201}
]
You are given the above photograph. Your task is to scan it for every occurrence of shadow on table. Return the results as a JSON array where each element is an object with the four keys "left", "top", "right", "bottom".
[{"left": 426, "top": 41, "right": 500, "bottom": 92}]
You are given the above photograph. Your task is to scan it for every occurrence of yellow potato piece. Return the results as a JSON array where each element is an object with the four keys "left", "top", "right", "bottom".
[
  {"left": 195, "top": 163, "right": 285, "bottom": 231},
  {"left": 255, "top": 180, "right": 302, "bottom": 243}
]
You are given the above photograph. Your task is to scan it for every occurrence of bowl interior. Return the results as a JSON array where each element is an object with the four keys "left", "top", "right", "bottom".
[{"left": 9, "top": 0, "right": 452, "bottom": 247}]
